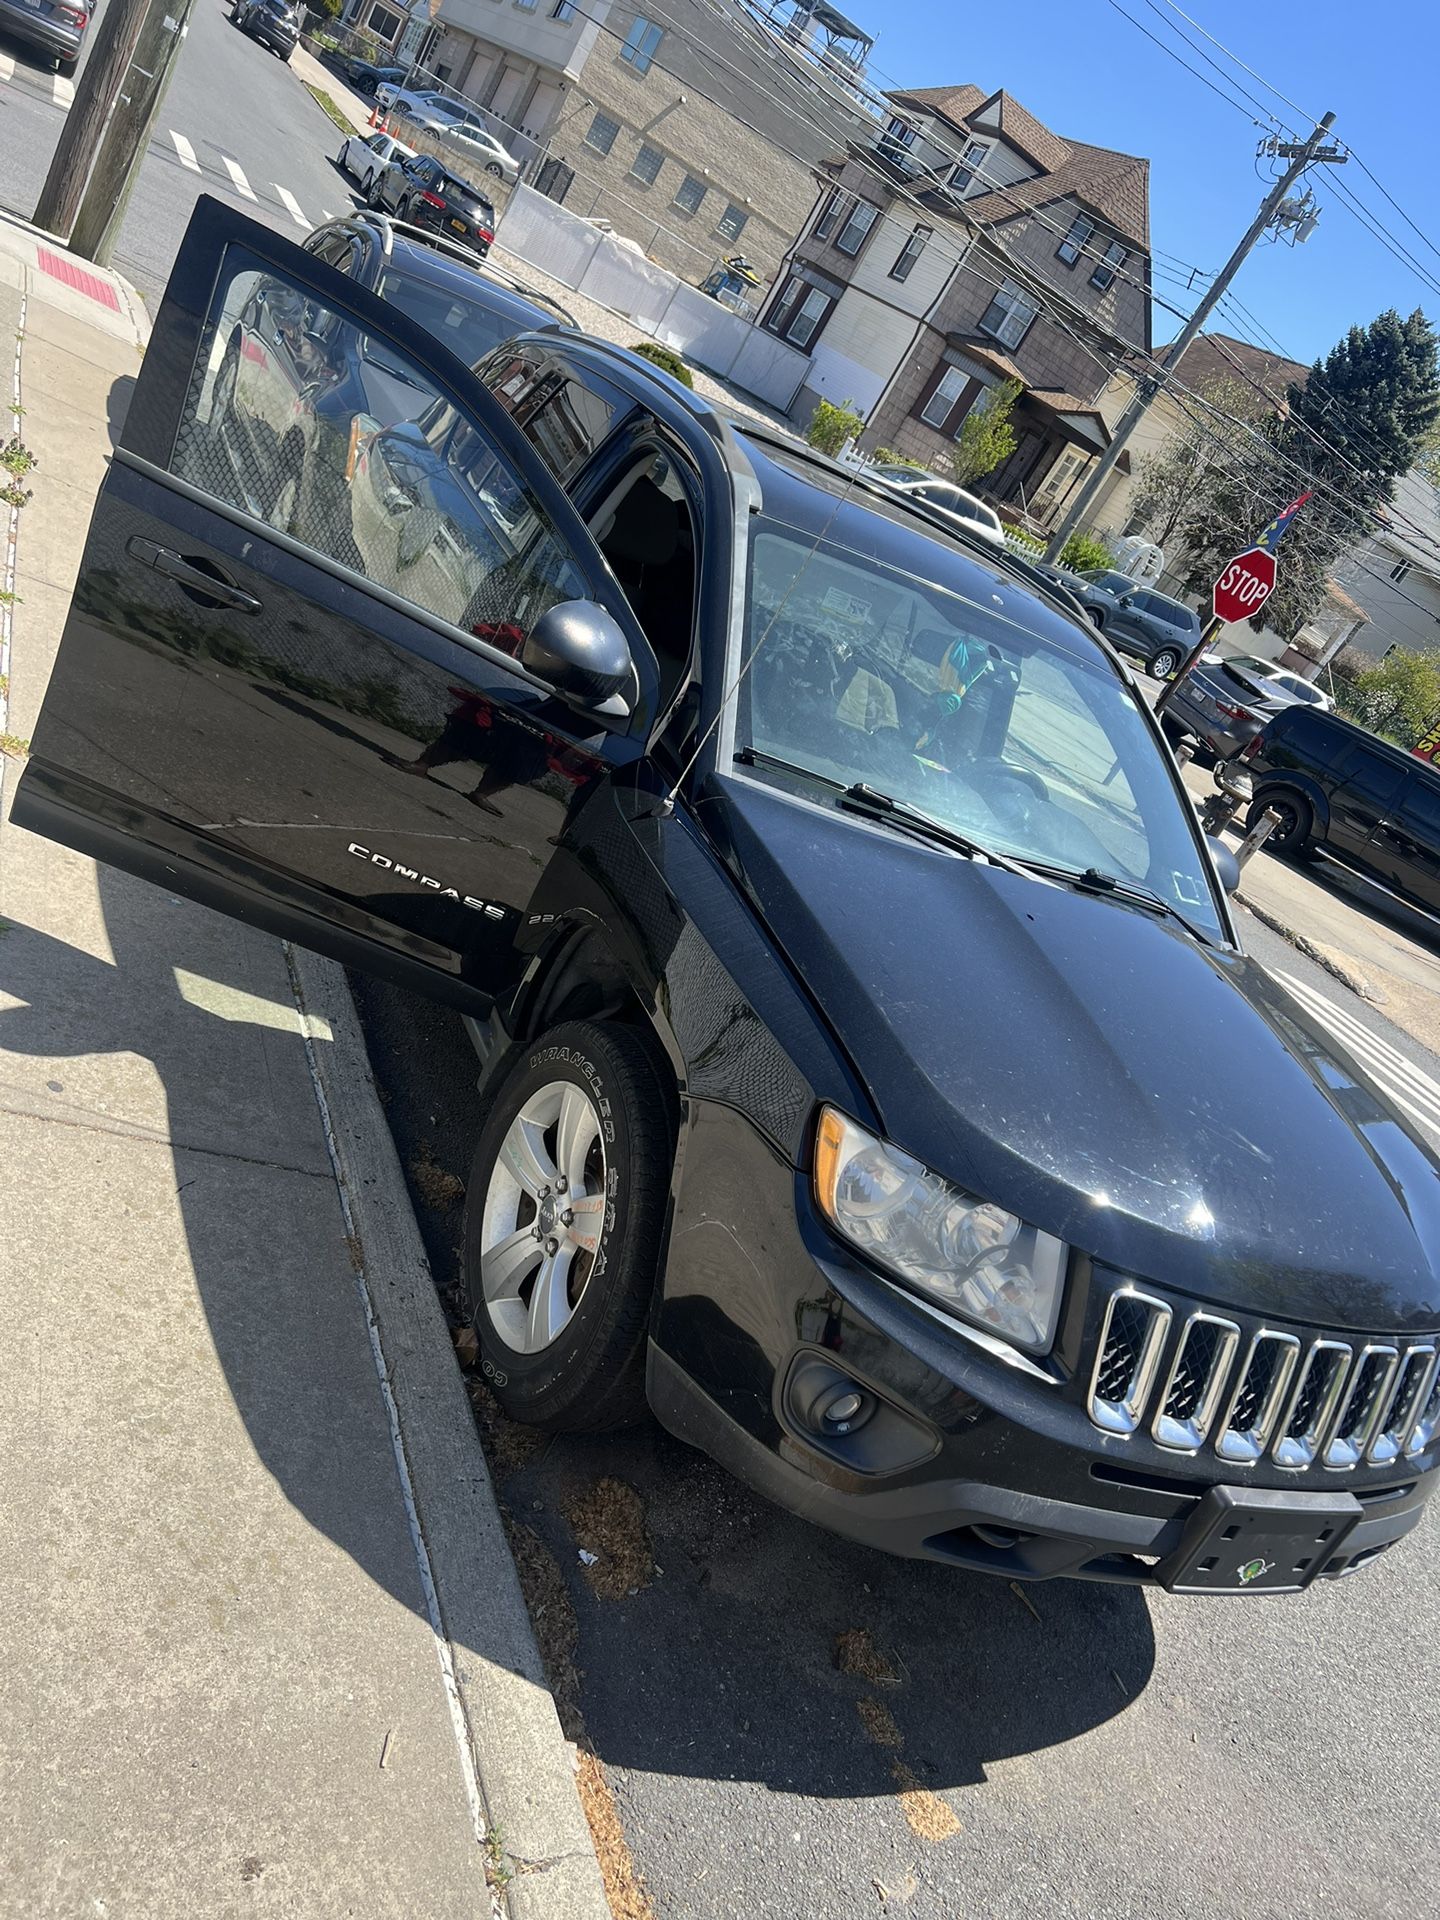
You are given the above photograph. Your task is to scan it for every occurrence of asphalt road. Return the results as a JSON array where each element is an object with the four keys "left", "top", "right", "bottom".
[
  {"left": 351, "top": 901, "right": 1440, "bottom": 1920},
  {"left": 0, "top": 0, "right": 362, "bottom": 301}
]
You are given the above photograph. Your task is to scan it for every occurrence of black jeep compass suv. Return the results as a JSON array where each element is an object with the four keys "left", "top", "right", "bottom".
[{"left": 17, "top": 199, "right": 1440, "bottom": 1595}]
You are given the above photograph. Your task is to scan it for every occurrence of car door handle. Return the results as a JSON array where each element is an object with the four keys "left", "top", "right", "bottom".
[{"left": 127, "top": 537, "right": 262, "bottom": 613}]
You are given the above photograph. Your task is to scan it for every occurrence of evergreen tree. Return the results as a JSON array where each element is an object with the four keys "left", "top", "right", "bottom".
[{"left": 1179, "top": 309, "right": 1440, "bottom": 638}]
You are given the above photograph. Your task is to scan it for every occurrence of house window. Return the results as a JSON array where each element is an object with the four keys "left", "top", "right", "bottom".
[
  {"left": 366, "top": 1, "right": 402, "bottom": 38},
  {"left": 584, "top": 111, "right": 621, "bottom": 155},
  {"left": 920, "top": 366, "right": 968, "bottom": 429},
  {"left": 1392, "top": 559, "right": 1412, "bottom": 582},
  {"left": 629, "top": 142, "right": 663, "bottom": 185},
  {"left": 515, "top": 0, "right": 538, "bottom": 11},
  {"left": 889, "top": 223, "right": 931, "bottom": 282},
  {"left": 716, "top": 202, "right": 749, "bottom": 241},
  {"left": 785, "top": 287, "right": 831, "bottom": 348},
  {"left": 979, "top": 278, "right": 1038, "bottom": 349},
  {"left": 552, "top": 0, "right": 578, "bottom": 15},
  {"left": 1033, "top": 446, "right": 1087, "bottom": 511},
  {"left": 884, "top": 115, "right": 916, "bottom": 148},
  {"left": 672, "top": 173, "right": 706, "bottom": 216},
  {"left": 1056, "top": 212, "right": 1096, "bottom": 266},
  {"left": 949, "top": 140, "right": 990, "bottom": 194},
  {"left": 814, "top": 190, "right": 845, "bottom": 242},
  {"left": 834, "top": 200, "right": 878, "bottom": 256},
  {"left": 1089, "top": 239, "right": 1128, "bottom": 291},
  {"left": 620, "top": 15, "right": 664, "bottom": 74}
]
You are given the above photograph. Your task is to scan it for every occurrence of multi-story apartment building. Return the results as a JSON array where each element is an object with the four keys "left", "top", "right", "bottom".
[
  {"left": 761, "top": 84, "right": 1153, "bottom": 524},
  {"left": 542, "top": 0, "right": 876, "bottom": 283}
]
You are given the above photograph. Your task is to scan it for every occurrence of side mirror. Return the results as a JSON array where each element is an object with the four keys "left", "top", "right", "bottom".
[
  {"left": 521, "top": 600, "right": 636, "bottom": 715},
  {"left": 1208, "top": 835, "right": 1241, "bottom": 895}
]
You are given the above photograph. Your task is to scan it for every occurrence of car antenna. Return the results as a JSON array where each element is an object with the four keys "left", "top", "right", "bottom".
[{"left": 652, "top": 462, "right": 867, "bottom": 817}]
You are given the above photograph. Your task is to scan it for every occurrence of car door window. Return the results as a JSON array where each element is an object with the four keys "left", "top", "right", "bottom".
[
  {"left": 172, "top": 256, "right": 592, "bottom": 657},
  {"left": 1330, "top": 745, "right": 1405, "bottom": 814},
  {"left": 1397, "top": 776, "right": 1440, "bottom": 842}
]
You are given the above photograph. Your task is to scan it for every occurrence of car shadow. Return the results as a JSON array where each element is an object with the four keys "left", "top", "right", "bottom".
[{"left": 351, "top": 971, "right": 1158, "bottom": 1802}]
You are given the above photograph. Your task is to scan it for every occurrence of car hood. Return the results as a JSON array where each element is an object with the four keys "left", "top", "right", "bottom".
[{"left": 703, "top": 773, "right": 1440, "bottom": 1331}]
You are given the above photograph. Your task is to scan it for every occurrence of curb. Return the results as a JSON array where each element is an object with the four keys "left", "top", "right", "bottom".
[
  {"left": 285, "top": 943, "right": 610, "bottom": 1920},
  {"left": 1235, "top": 892, "right": 1379, "bottom": 1003}
]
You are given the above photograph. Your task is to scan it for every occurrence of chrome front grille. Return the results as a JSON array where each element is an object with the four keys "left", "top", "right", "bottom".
[{"left": 1087, "top": 1293, "right": 1440, "bottom": 1470}]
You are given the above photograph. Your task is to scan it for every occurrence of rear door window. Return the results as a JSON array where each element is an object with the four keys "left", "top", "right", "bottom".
[
  {"left": 1331, "top": 743, "right": 1406, "bottom": 812},
  {"left": 1397, "top": 774, "right": 1440, "bottom": 841},
  {"left": 1136, "top": 592, "right": 1196, "bottom": 629}
]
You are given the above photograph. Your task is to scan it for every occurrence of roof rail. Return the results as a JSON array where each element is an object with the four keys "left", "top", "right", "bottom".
[{"left": 328, "top": 208, "right": 578, "bottom": 327}]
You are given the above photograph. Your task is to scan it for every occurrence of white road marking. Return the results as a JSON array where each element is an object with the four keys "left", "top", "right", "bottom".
[
  {"left": 53, "top": 71, "right": 73, "bottom": 106},
  {"left": 170, "top": 130, "right": 200, "bottom": 172},
  {"left": 1277, "top": 969, "right": 1440, "bottom": 1137},
  {"left": 321, "top": 208, "right": 336, "bottom": 222},
  {"left": 275, "top": 185, "right": 310, "bottom": 230},
  {"left": 222, "top": 155, "right": 257, "bottom": 201},
  {"left": 0, "top": 53, "right": 15, "bottom": 83}
]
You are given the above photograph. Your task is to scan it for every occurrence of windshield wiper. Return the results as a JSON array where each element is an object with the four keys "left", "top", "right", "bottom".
[
  {"left": 835, "top": 783, "right": 1040, "bottom": 879},
  {"left": 1030, "top": 864, "right": 1214, "bottom": 944},
  {"left": 734, "top": 745, "right": 845, "bottom": 789}
]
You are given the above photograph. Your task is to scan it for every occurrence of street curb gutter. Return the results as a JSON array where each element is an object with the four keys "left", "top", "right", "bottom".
[
  {"left": 285, "top": 943, "right": 610, "bottom": 1920},
  {"left": 1234, "top": 893, "right": 1379, "bottom": 1004}
]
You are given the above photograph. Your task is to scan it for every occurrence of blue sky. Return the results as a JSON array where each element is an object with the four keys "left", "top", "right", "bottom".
[{"left": 868, "top": 0, "right": 1435, "bottom": 368}]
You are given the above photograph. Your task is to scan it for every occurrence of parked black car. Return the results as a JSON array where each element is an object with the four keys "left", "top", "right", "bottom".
[
  {"left": 344, "top": 58, "right": 406, "bottom": 96},
  {"left": 231, "top": 0, "right": 298, "bottom": 60},
  {"left": 0, "top": 0, "right": 90, "bottom": 71},
  {"left": 1243, "top": 704, "right": 1440, "bottom": 913},
  {"left": 368, "top": 151, "right": 495, "bottom": 257},
  {"left": 18, "top": 198, "right": 1440, "bottom": 1595}
]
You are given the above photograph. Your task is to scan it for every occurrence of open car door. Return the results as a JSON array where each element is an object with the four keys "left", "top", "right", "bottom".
[{"left": 14, "top": 196, "right": 657, "bottom": 1013}]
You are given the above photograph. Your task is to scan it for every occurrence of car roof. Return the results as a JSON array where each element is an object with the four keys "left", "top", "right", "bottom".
[{"left": 307, "top": 216, "right": 572, "bottom": 331}]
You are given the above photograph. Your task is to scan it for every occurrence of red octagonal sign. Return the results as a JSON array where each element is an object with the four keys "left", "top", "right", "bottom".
[{"left": 1213, "top": 546, "right": 1277, "bottom": 624}]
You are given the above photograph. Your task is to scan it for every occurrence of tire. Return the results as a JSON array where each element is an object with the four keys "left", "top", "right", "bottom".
[
  {"left": 359, "top": 75, "right": 377, "bottom": 96},
  {"left": 485, "top": 162, "right": 503, "bottom": 178},
  {"left": 1147, "top": 644, "right": 1182, "bottom": 679},
  {"left": 463, "top": 1019, "right": 672, "bottom": 1432},
  {"left": 365, "top": 174, "right": 383, "bottom": 208},
  {"left": 1087, "top": 607, "right": 1105, "bottom": 628},
  {"left": 1249, "top": 789, "right": 1313, "bottom": 859}
]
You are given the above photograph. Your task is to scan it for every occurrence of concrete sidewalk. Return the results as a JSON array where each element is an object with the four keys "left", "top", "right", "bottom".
[{"left": 0, "top": 216, "right": 605, "bottom": 1918}]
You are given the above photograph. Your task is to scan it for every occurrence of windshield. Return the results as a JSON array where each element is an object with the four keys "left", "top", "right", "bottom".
[
  {"left": 1084, "top": 570, "right": 1135, "bottom": 594},
  {"left": 737, "top": 518, "right": 1226, "bottom": 941}
]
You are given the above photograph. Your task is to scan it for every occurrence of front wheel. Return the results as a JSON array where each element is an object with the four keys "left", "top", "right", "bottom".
[
  {"left": 463, "top": 1020, "right": 672, "bottom": 1432},
  {"left": 485, "top": 162, "right": 504, "bottom": 178},
  {"left": 1087, "top": 607, "right": 1105, "bottom": 629},
  {"left": 1147, "top": 644, "right": 1182, "bottom": 679}
]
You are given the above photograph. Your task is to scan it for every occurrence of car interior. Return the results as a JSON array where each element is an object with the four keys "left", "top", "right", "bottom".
[{"left": 587, "top": 450, "right": 697, "bottom": 716}]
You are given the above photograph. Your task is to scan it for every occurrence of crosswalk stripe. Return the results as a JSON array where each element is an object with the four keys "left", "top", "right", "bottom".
[
  {"left": 275, "top": 185, "right": 310, "bottom": 230},
  {"left": 1278, "top": 972, "right": 1440, "bottom": 1113},
  {"left": 0, "top": 53, "right": 15, "bottom": 82},
  {"left": 53, "top": 71, "right": 74, "bottom": 106},
  {"left": 222, "top": 155, "right": 256, "bottom": 201},
  {"left": 170, "top": 130, "right": 200, "bottom": 172},
  {"left": 1277, "top": 971, "right": 1440, "bottom": 1133},
  {"left": 321, "top": 209, "right": 336, "bottom": 222}
]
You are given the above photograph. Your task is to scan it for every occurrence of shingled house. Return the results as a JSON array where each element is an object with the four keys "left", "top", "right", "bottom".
[{"left": 760, "top": 83, "right": 1153, "bottom": 525}]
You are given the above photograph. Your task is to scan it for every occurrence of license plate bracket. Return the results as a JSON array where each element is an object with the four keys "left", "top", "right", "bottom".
[
  {"left": 1160, "top": 1484, "right": 1362, "bottom": 1594},
  {"left": 450, "top": 217, "right": 468, "bottom": 233}
]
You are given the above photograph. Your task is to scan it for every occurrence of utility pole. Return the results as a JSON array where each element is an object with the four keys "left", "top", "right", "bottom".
[
  {"left": 1043, "top": 113, "right": 1346, "bottom": 563},
  {"left": 69, "top": 0, "right": 199, "bottom": 267},
  {"left": 32, "top": 0, "right": 152, "bottom": 240}
]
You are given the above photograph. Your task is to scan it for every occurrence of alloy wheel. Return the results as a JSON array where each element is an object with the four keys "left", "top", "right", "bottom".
[{"left": 479, "top": 1080, "right": 608, "bottom": 1354}]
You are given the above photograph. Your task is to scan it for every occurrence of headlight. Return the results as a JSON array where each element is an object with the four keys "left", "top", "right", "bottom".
[{"left": 814, "top": 1108, "right": 1068, "bottom": 1354}]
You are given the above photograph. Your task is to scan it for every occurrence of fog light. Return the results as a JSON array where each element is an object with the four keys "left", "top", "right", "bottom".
[{"left": 814, "top": 1382, "right": 873, "bottom": 1435}]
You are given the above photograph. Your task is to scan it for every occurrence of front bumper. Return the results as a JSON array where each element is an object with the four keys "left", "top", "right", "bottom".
[{"left": 650, "top": 1107, "right": 1437, "bottom": 1590}]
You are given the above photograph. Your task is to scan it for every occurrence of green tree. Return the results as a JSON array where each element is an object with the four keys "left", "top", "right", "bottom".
[
  {"left": 629, "top": 341, "right": 694, "bottom": 388},
  {"left": 949, "top": 379, "right": 1021, "bottom": 490},
  {"left": 806, "top": 398, "right": 865, "bottom": 458},
  {"left": 1341, "top": 648, "right": 1440, "bottom": 747},
  {"left": 1180, "top": 309, "right": 1440, "bottom": 639},
  {"left": 1125, "top": 377, "right": 1258, "bottom": 549}
]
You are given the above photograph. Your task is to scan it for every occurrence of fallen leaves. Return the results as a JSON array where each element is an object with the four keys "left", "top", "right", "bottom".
[
  {"left": 834, "top": 1627, "right": 899, "bottom": 1685},
  {"left": 409, "top": 1144, "right": 465, "bottom": 1208},
  {"left": 890, "top": 1762, "right": 962, "bottom": 1843},
  {"left": 565, "top": 1478, "right": 654, "bottom": 1601}
]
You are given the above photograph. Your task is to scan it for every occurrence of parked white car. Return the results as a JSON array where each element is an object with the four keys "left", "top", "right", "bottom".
[
  {"left": 379, "top": 86, "right": 487, "bottom": 137},
  {"left": 335, "top": 129, "right": 416, "bottom": 192},
  {"left": 867, "top": 464, "right": 1007, "bottom": 548},
  {"left": 439, "top": 123, "right": 520, "bottom": 185}
]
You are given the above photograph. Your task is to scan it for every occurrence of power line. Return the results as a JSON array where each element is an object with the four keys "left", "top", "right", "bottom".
[
  {"left": 1134, "top": 0, "right": 1293, "bottom": 132},
  {"left": 1151, "top": 0, "right": 1318, "bottom": 124}
]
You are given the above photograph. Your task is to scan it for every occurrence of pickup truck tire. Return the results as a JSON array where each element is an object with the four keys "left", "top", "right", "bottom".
[
  {"left": 463, "top": 1019, "right": 671, "bottom": 1432},
  {"left": 1248, "top": 788, "right": 1313, "bottom": 859}
]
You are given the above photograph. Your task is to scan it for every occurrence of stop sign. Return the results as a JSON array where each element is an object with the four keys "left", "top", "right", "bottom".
[{"left": 1213, "top": 547, "right": 1277, "bottom": 624}]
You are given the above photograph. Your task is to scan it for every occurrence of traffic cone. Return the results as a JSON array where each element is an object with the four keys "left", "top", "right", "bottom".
[{"left": 368, "top": 99, "right": 381, "bottom": 128}]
